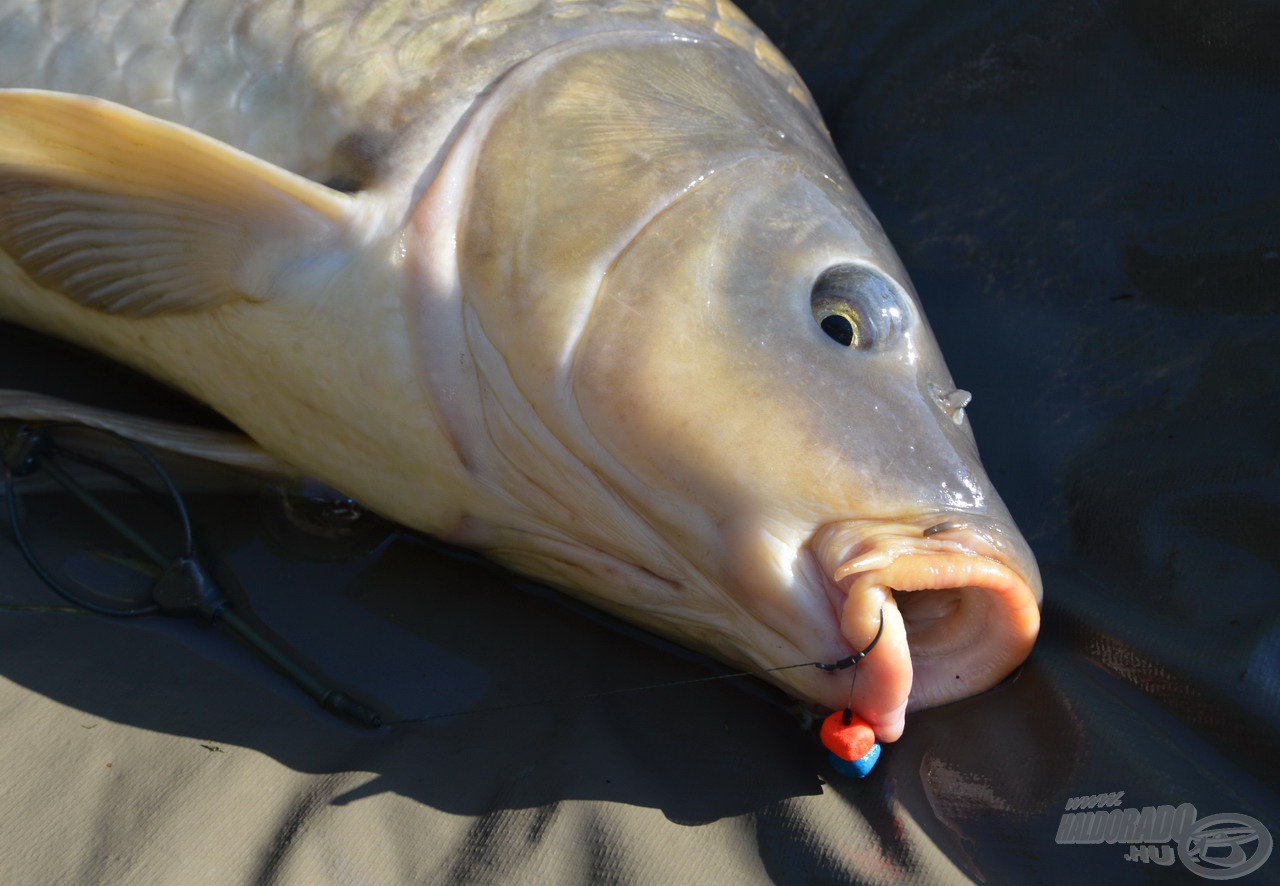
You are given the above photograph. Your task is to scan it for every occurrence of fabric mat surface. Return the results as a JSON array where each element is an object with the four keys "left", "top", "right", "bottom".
[{"left": 0, "top": 1, "right": 1276, "bottom": 883}]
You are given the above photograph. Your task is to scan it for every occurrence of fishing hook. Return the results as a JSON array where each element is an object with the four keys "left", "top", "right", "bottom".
[{"left": 813, "top": 606, "right": 886, "bottom": 672}]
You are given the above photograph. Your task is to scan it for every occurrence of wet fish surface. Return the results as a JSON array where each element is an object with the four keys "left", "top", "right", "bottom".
[{"left": 0, "top": 0, "right": 1042, "bottom": 741}]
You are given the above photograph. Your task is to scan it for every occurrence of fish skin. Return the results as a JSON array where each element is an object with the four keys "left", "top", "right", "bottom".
[{"left": 0, "top": 0, "right": 1042, "bottom": 741}]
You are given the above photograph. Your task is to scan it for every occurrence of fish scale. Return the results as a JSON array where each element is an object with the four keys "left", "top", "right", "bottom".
[{"left": 0, "top": 0, "right": 809, "bottom": 187}]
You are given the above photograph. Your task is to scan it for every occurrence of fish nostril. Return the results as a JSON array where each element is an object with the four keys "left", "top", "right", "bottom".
[{"left": 931, "top": 386, "right": 972, "bottom": 425}]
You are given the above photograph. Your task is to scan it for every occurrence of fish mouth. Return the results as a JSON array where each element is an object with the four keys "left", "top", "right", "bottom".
[{"left": 809, "top": 516, "right": 1042, "bottom": 742}]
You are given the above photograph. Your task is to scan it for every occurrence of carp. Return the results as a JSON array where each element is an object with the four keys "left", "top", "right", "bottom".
[{"left": 0, "top": 0, "right": 1040, "bottom": 741}]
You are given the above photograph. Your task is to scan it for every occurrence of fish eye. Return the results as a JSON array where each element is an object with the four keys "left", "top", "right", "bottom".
[{"left": 810, "top": 264, "right": 908, "bottom": 349}]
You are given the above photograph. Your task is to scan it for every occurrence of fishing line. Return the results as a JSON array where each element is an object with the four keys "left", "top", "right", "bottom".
[
  {"left": 0, "top": 421, "right": 887, "bottom": 740},
  {"left": 384, "top": 617, "right": 885, "bottom": 725},
  {"left": 1, "top": 421, "right": 382, "bottom": 727},
  {"left": 2, "top": 421, "right": 185, "bottom": 615}
]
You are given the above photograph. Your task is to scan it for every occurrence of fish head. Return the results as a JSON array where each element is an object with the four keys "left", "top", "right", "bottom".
[
  {"left": 424, "top": 36, "right": 1041, "bottom": 741},
  {"left": 570, "top": 161, "right": 1043, "bottom": 741}
]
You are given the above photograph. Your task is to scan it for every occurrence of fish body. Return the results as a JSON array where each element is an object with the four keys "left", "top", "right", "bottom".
[{"left": 0, "top": 0, "right": 1041, "bottom": 741}]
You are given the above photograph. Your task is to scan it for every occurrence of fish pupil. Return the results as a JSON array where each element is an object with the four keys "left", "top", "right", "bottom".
[{"left": 820, "top": 314, "right": 855, "bottom": 347}]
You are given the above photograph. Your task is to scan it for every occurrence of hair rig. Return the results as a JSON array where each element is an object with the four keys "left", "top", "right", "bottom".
[{"left": 816, "top": 609, "right": 885, "bottom": 778}]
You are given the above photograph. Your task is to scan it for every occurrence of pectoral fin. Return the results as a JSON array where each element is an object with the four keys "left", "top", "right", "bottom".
[{"left": 0, "top": 89, "right": 354, "bottom": 316}]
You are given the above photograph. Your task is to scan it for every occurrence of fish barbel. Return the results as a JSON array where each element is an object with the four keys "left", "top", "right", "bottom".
[{"left": 0, "top": 0, "right": 1041, "bottom": 741}]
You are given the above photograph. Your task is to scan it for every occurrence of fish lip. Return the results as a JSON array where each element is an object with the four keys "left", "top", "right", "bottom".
[{"left": 808, "top": 514, "right": 1042, "bottom": 738}]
